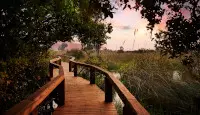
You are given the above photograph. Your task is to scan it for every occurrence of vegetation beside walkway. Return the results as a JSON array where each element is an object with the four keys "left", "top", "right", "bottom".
[{"left": 61, "top": 49, "right": 200, "bottom": 114}]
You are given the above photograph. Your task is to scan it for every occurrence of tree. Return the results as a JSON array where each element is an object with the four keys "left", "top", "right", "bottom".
[
  {"left": 117, "top": 46, "right": 124, "bottom": 53},
  {"left": 0, "top": 0, "right": 114, "bottom": 112},
  {"left": 119, "top": 0, "right": 200, "bottom": 58},
  {"left": 80, "top": 22, "right": 112, "bottom": 55},
  {"left": 0, "top": 0, "right": 114, "bottom": 60},
  {"left": 58, "top": 43, "right": 68, "bottom": 51}
]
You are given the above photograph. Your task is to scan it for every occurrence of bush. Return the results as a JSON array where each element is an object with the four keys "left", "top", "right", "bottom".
[
  {"left": 107, "top": 62, "right": 119, "bottom": 71},
  {"left": 0, "top": 54, "right": 49, "bottom": 113},
  {"left": 118, "top": 53, "right": 200, "bottom": 114},
  {"left": 94, "top": 51, "right": 200, "bottom": 114},
  {"left": 67, "top": 50, "right": 84, "bottom": 60},
  {"left": 81, "top": 51, "right": 200, "bottom": 114},
  {"left": 85, "top": 55, "right": 102, "bottom": 66}
]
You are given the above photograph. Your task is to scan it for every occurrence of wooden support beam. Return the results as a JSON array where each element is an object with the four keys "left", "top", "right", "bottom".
[
  {"left": 69, "top": 61, "right": 72, "bottom": 72},
  {"left": 123, "top": 104, "right": 136, "bottom": 115},
  {"left": 49, "top": 63, "right": 53, "bottom": 78},
  {"left": 74, "top": 63, "right": 77, "bottom": 77},
  {"left": 105, "top": 77, "right": 112, "bottom": 102},
  {"left": 90, "top": 67, "right": 95, "bottom": 84},
  {"left": 58, "top": 58, "right": 61, "bottom": 65},
  {"left": 56, "top": 79, "right": 65, "bottom": 106}
]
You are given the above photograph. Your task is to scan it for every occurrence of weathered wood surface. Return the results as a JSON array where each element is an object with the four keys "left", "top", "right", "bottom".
[{"left": 53, "top": 62, "right": 117, "bottom": 115}]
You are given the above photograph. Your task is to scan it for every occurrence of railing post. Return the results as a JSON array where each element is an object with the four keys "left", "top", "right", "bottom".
[
  {"left": 105, "top": 76, "right": 112, "bottom": 102},
  {"left": 69, "top": 61, "right": 72, "bottom": 72},
  {"left": 56, "top": 79, "right": 65, "bottom": 106},
  {"left": 31, "top": 108, "right": 38, "bottom": 115},
  {"left": 74, "top": 63, "right": 77, "bottom": 77},
  {"left": 193, "top": 97, "right": 200, "bottom": 114},
  {"left": 49, "top": 63, "right": 53, "bottom": 78},
  {"left": 58, "top": 58, "right": 61, "bottom": 65},
  {"left": 90, "top": 67, "right": 95, "bottom": 84},
  {"left": 123, "top": 105, "right": 136, "bottom": 115}
]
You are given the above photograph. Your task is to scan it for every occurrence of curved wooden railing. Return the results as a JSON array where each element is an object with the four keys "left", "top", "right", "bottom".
[
  {"left": 4, "top": 57, "right": 65, "bottom": 115},
  {"left": 69, "top": 60, "right": 149, "bottom": 115}
]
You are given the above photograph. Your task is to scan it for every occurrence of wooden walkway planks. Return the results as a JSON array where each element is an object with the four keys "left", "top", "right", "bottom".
[{"left": 53, "top": 62, "right": 117, "bottom": 115}]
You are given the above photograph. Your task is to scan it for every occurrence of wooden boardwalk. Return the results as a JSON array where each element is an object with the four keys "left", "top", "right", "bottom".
[
  {"left": 4, "top": 58, "right": 148, "bottom": 115},
  {"left": 53, "top": 62, "right": 117, "bottom": 115}
]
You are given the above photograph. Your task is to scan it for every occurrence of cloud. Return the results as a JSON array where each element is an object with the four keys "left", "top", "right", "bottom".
[
  {"left": 113, "top": 25, "right": 132, "bottom": 30},
  {"left": 105, "top": 8, "right": 155, "bottom": 50},
  {"left": 122, "top": 26, "right": 132, "bottom": 30}
]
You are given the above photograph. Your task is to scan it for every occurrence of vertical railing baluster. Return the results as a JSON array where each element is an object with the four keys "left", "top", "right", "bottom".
[
  {"left": 105, "top": 76, "right": 112, "bottom": 102},
  {"left": 90, "top": 67, "right": 95, "bottom": 84},
  {"left": 74, "top": 63, "right": 77, "bottom": 77},
  {"left": 49, "top": 63, "right": 53, "bottom": 79},
  {"left": 194, "top": 97, "right": 200, "bottom": 114},
  {"left": 123, "top": 105, "right": 136, "bottom": 115},
  {"left": 56, "top": 79, "right": 65, "bottom": 106},
  {"left": 58, "top": 58, "right": 61, "bottom": 65},
  {"left": 69, "top": 61, "right": 72, "bottom": 72}
]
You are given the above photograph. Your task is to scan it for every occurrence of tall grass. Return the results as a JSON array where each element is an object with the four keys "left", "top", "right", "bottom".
[
  {"left": 84, "top": 50, "right": 200, "bottom": 114},
  {"left": 56, "top": 49, "right": 200, "bottom": 114}
]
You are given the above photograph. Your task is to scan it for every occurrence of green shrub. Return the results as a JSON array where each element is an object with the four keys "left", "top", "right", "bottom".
[
  {"left": 93, "top": 51, "right": 200, "bottom": 114},
  {"left": 0, "top": 54, "right": 49, "bottom": 113},
  {"left": 107, "top": 62, "right": 119, "bottom": 71},
  {"left": 117, "top": 53, "right": 200, "bottom": 114},
  {"left": 67, "top": 50, "right": 84, "bottom": 60},
  {"left": 85, "top": 55, "right": 102, "bottom": 66},
  {"left": 81, "top": 50, "right": 200, "bottom": 114}
]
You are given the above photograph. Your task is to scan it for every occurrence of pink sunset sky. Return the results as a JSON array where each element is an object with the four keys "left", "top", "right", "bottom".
[
  {"left": 105, "top": 8, "right": 156, "bottom": 50},
  {"left": 105, "top": 4, "right": 190, "bottom": 51},
  {"left": 52, "top": 2, "right": 191, "bottom": 51},
  {"left": 52, "top": 6, "right": 163, "bottom": 51}
]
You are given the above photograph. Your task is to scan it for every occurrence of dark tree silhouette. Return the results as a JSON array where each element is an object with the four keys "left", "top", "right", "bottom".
[
  {"left": 0, "top": 0, "right": 114, "bottom": 113},
  {"left": 119, "top": 0, "right": 200, "bottom": 58},
  {"left": 58, "top": 43, "right": 68, "bottom": 51}
]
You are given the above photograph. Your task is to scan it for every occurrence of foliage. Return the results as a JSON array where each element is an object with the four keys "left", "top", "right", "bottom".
[
  {"left": 0, "top": 0, "right": 114, "bottom": 113},
  {"left": 67, "top": 50, "right": 85, "bottom": 60},
  {"left": 107, "top": 62, "right": 119, "bottom": 71},
  {"left": 117, "top": 0, "right": 200, "bottom": 85},
  {"left": 182, "top": 52, "right": 200, "bottom": 80},
  {"left": 0, "top": 0, "right": 114, "bottom": 61},
  {"left": 119, "top": 0, "right": 200, "bottom": 58},
  {"left": 85, "top": 55, "right": 103, "bottom": 66},
  {"left": 121, "top": 64, "right": 200, "bottom": 114},
  {"left": 0, "top": 54, "right": 49, "bottom": 113},
  {"left": 58, "top": 43, "right": 68, "bottom": 51},
  {"left": 114, "top": 98, "right": 123, "bottom": 115},
  {"left": 117, "top": 46, "right": 124, "bottom": 53},
  {"left": 80, "top": 22, "right": 113, "bottom": 55},
  {"left": 84, "top": 50, "right": 200, "bottom": 114}
]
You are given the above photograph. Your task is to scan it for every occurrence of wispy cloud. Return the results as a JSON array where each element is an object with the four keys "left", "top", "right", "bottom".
[{"left": 122, "top": 25, "right": 132, "bottom": 30}]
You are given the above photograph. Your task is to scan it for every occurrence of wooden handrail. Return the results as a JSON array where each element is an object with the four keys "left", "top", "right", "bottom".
[
  {"left": 4, "top": 57, "right": 65, "bottom": 115},
  {"left": 69, "top": 60, "right": 149, "bottom": 115}
]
